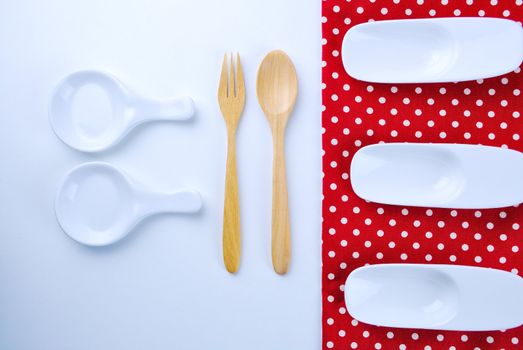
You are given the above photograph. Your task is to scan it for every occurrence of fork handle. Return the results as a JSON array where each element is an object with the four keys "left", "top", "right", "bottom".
[
  {"left": 223, "top": 129, "right": 241, "bottom": 273},
  {"left": 271, "top": 127, "right": 291, "bottom": 275}
]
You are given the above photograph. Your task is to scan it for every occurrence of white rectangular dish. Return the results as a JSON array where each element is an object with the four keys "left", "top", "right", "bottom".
[
  {"left": 342, "top": 17, "right": 523, "bottom": 83},
  {"left": 345, "top": 264, "right": 523, "bottom": 331},
  {"left": 350, "top": 143, "right": 523, "bottom": 209}
]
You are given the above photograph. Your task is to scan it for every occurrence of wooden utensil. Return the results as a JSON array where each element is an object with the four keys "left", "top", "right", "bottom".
[
  {"left": 218, "top": 53, "right": 245, "bottom": 273},
  {"left": 256, "top": 50, "right": 298, "bottom": 275}
]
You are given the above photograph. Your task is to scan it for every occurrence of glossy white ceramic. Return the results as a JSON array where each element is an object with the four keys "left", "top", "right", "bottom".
[
  {"left": 342, "top": 17, "right": 523, "bottom": 83},
  {"left": 345, "top": 264, "right": 523, "bottom": 331},
  {"left": 55, "top": 162, "right": 202, "bottom": 246},
  {"left": 49, "top": 71, "right": 195, "bottom": 152},
  {"left": 351, "top": 143, "right": 523, "bottom": 209}
]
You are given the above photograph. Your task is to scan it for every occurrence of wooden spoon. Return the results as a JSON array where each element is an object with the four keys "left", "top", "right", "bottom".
[{"left": 256, "top": 50, "right": 298, "bottom": 275}]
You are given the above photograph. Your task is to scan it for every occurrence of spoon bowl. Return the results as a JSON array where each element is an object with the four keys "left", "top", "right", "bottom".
[{"left": 257, "top": 51, "right": 298, "bottom": 122}]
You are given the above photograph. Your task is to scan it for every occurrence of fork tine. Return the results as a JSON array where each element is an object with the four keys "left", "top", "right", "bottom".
[
  {"left": 229, "top": 53, "right": 235, "bottom": 97},
  {"left": 219, "top": 53, "right": 228, "bottom": 98},
  {"left": 236, "top": 53, "right": 245, "bottom": 100}
]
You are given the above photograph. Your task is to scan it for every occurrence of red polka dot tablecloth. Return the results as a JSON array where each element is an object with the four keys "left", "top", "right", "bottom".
[{"left": 321, "top": 1, "right": 523, "bottom": 349}]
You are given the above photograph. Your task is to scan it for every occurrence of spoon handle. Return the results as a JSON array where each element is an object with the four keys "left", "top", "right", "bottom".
[
  {"left": 222, "top": 130, "right": 241, "bottom": 273},
  {"left": 132, "top": 96, "right": 195, "bottom": 124},
  {"left": 139, "top": 190, "right": 202, "bottom": 216},
  {"left": 271, "top": 129, "right": 291, "bottom": 275}
]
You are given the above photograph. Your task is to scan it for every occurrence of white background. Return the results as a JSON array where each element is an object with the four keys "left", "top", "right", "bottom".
[{"left": 0, "top": 0, "right": 322, "bottom": 349}]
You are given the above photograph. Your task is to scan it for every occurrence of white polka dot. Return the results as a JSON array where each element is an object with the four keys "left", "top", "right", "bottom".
[{"left": 387, "top": 331, "right": 394, "bottom": 339}]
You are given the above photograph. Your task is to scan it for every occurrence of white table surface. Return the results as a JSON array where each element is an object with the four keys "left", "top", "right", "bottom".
[{"left": 0, "top": 1, "right": 322, "bottom": 349}]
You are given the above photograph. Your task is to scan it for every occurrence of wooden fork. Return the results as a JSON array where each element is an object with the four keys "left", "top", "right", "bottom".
[{"left": 218, "top": 53, "right": 245, "bottom": 273}]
